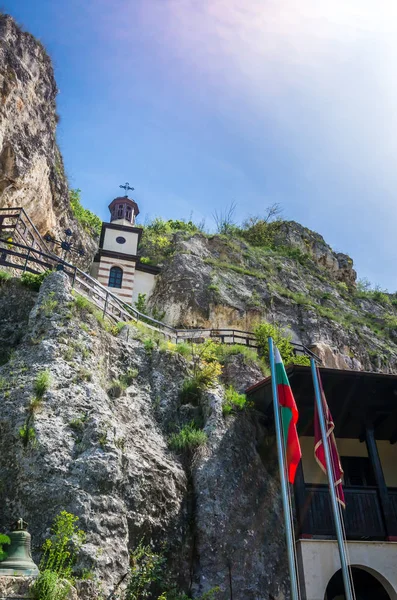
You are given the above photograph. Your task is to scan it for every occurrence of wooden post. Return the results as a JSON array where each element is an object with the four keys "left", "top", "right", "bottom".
[
  {"left": 365, "top": 425, "right": 397, "bottom": 540},
  {"left": 103, "top": 291, "right": 109, "bottom": 317}
]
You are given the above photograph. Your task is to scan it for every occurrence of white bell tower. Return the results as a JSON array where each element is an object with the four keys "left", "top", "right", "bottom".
[{"left": 91, "top": 183, "right": 142, "bottom": 300}]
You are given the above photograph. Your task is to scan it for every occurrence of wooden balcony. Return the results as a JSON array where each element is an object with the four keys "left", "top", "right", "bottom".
[{"left": 300, "top": 485, "right": 397, "bottom": 540}]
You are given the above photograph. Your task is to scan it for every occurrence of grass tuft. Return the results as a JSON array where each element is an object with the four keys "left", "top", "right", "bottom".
[
  {"left": 34, "top": 370, "right": 51, "bottom": 398},
  {"left": 222, "top": 386, "right": 247, "bottom": 415},
  {"left": 169, "top": 422, "right": 207, "bottom": 452}
]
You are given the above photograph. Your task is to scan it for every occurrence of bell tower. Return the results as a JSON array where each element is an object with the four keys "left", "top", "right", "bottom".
[
  {"left": 108, "top": 183, "right": 140, "bottom": 227},
  {"left": 91, "top": 183, "right": 143, "bottom": 301}
]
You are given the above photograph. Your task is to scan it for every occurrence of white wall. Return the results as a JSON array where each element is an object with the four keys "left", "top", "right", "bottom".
[
  {"left": 298, "top": 539, "right": 397, "bottom": 600},
  {"left": 377, "top": 441, "right": 397, "bottom": 487},
  {"left": 300, "top": 436, "right": 397, "bottom": 487},
  {"left": 132, "top": 270, "right": 157, "bottom": 305},
  {"left": 103, "top": 227, "right": 139, "bottom": 255}
]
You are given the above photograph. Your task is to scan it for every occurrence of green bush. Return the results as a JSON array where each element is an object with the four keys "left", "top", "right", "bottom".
[
  {"left": 240, "top": 218, "right": 280, "bottom": 247},
  {"left": 19, "top": 423, "right": 36, "bottom": 447},
  {"left": 32, "top": 511, "right": 85, "bottom": 600},
  {"left": 21, "top": 270, "right": 52, "bottom": 291},
  {"left": 175, "top": 342, "right": 191, "bottom": 357},
  {"left": 372, "top": 290, "right": 391, "bottom": 306},
  {"left": 73, "top": 293, "right": 94, "bottom": 313},
  {"left": 69, "top": 415, "right": 87, "bottom": 433},
  {"left": 108, "top": 368, "right": 138, "bottom": 398},
  {"left": 125, "top": 540, "right": 218, "bottom": 600},
  {"left": 0, "top": 270, "right": 10, "bottom": 282},
  {"left": 169, "top": 422, "right": 207, "bottom": 452},
  {"left": 222, "top": 386, "right": 247, "bottom": 415},
  {"left": 276, "top": 245, "right": 311, "bottom": 266},
  {"left": 31, "top": 569, "right": 70, "bottom": 600},
  {"left": 125, "top": 541, "right": 166, "bottom": 600},
  {"left": 139, "top": 219, "right": 174, "bottom": 265},
  {"left": 69, "top": 189, "right": 101, "bottom": 236},
  {"left": 214, "top": 343, "right": 259, "bottom": 363},
  {"left": 144, "top": 338, "right": 156, "bottom": 353},
  {"left": 0, "top": 533, "right": 10, "bottom": 561},
  {"left": 34, "top": 370, "right": 51, "bottom": 398},
  {"left": 254, "top": 321, "right": 310, "bottom": 366},
  {"left": 111, "top": 321, "right": 125, "bottom": 336},
  {"left": 180, "top": 377, "right": 201, "bottom": 404},
  {"left": 41, "top": 292, "right": 58, "bottom": 317},
  {"left": 135, "top": 292, "right": 147, "bottom": 314}
]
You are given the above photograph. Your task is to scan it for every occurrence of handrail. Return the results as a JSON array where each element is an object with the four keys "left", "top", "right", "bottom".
[
  {"left": 0, "top": 232, "right": 321, "bottom": 362},
  {"left": 0, "top": 207, "right": 51, "bottom": 254}
]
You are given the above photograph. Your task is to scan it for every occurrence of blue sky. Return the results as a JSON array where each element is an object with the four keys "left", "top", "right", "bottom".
[{"left": 5, "top": 1, "right": 397, "bottom": 289}]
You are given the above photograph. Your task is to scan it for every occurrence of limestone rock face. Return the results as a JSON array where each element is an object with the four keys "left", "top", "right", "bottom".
[
  {"left": 0, "top": 15, "right": 97, "bottom": 264},
  {"left": 148, "top": 233, "right": 397, "bottom": 373},
  {"left": 272, "top": 221, "right": 357, "bottom": 285},
  {"left": 0, "top": 273, "right": 288, "bottom": 599}
]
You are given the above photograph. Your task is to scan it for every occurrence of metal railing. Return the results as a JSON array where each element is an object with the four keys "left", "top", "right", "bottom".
[
  {"left": 0, "top": 222, "right": 320, "bottom": 361},
  {"left": 0, "top": 207, "right": 51, "bottom": 256}
]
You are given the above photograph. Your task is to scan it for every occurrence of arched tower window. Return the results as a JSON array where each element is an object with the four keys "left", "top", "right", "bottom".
[{"left": 108, "top": 266, "right": 123, "bottom": 288}]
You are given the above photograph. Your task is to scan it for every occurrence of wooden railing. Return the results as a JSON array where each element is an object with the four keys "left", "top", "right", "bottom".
[
  {"left": 389, "top": 489, "right": 397, "bottom": 523},
  {"left": 0, "top": 219, "right": 320, "bottom": 361},
  {"left": 303, "top": 484, "right": 390, "bottom": 540}
]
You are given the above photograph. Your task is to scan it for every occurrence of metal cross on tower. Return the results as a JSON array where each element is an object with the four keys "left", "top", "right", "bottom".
[{"left": 119, "top": 182, "right": 134, "bottom": 197}]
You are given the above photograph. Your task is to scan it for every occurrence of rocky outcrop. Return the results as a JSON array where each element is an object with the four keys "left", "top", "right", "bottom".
[
  {"left": 148, "top": 233, "right": 397, "bottom": 373},
  {"left": 0, "top": 15, "right": 97, "bottom": 265},
  {"left": 272, "top": 221, "right": 357, "bottom": 285},
  {"left": 0, "top": 273, "right": 288, "bottom": 599},
  {"left": 0, "top": 277, "right": 36, "bottom": 364}
]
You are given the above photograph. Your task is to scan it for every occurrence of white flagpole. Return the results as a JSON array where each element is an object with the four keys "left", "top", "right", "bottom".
[
  {"left": 310, "top": 358, "right": 353, "bottom": 600},
  {"left": 268, "top": 337, "right": 300, "bottom": 600}
]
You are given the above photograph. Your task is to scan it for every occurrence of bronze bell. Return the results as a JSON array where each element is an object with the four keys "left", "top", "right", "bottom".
[{"left": 0, "top": 518, "right": 39, "bottom": 577}]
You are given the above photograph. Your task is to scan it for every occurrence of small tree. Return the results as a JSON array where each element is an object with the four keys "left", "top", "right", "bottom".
[
  {"left": 213, "top": 201, "right": 238, "bottom": 236},
  {"left": 135, "top": 293, "right": 148, "bottom": 315}
]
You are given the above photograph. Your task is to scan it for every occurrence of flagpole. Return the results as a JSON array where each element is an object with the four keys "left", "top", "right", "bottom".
[
  {"left": 268, "top": 337, "right": 300, "bottom": 600},
  {"left": 310, "top": 358, "right": 353, "bottom": 600}
]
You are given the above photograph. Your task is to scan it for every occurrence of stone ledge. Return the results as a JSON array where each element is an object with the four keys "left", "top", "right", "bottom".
[
  {"left": 0, "top": 576, "right": 77, "bottom": 600},
  {"left": 0, "top": 576, "right": 34, "bottom": 598}
]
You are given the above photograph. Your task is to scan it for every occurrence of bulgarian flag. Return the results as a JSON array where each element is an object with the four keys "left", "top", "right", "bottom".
[{"left": 275, "top": 347, "right": 302, "bottom": 483}]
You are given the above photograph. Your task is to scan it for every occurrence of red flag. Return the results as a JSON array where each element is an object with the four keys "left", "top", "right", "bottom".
[{"left": 314, "top": 368, "right": 345, "bottom": 508}]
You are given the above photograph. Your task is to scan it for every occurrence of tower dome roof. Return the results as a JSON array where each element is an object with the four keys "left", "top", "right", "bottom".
[{"left": 108, "top": 197, "right": 140, "bottom": 217}]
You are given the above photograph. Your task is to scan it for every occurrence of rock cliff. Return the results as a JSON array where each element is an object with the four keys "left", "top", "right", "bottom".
[
  {"left": 146, "top": 223, "right": 397, "bottom": 373},
  {"left": 0, "top": 273, "right": 289, "bottom": 599},
  {"left": 0, "top": 14, "right": 97, "bottom": 264}
]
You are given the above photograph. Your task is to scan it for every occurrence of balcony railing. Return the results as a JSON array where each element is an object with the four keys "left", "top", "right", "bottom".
[{"left": 301, "top": 485, "right": 397, "bottom": 540}]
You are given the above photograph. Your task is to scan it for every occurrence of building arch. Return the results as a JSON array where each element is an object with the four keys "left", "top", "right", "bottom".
[
  {"left": 325, "top": 565, "right": 396, "bottom": 600},
  {"left": 108, "top": 265, "right": 123, "bottom": 289}
]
